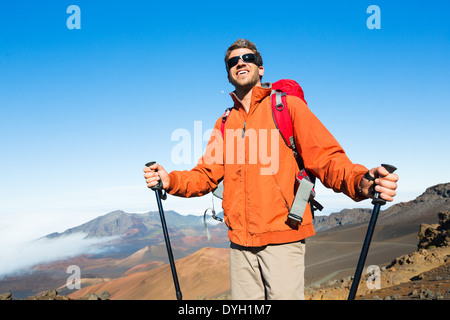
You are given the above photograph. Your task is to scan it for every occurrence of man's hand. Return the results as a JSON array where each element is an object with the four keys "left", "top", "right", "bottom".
[
  {"left": 143, "top": 163, "right": 170, "bottom": 190},
  {"left": 359, "top": 166, "right": 399, "bottom": 202}
]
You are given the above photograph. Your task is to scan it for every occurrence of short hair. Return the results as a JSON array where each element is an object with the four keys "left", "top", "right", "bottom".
[{"left": 224, "top": 39, "right": 263, "bottom": 71}]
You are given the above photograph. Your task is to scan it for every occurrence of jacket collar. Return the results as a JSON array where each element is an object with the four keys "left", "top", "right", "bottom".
[{"left": 229, "top": 82, "right": 272, "bottom": 112}]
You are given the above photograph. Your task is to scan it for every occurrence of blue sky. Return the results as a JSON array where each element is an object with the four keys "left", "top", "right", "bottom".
[{"left": 0, "top": 1, "right": 449, "bottom": 268}]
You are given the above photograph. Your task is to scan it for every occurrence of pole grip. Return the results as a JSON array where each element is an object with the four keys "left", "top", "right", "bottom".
[
  {"left": 145, "top": 161, "right": 163, "bottom": 191},
  {"left": 371, "top": 164, "right": 397, "bottom": 205}
]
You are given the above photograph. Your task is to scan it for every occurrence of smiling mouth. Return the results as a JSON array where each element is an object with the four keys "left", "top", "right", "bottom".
[{"left": 237, "top": 70, "right": 249, "bottom": 75}]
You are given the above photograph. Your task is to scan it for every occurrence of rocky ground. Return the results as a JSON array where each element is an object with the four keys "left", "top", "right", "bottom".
[
  {"left": 362, "top": 260, "right": 450, "bottom": 300},
  {"left": 305, "top": 245, "right": 450, "bottom": 300},
  {"left": 305, "top": 211, "right": 450, "bottom": 300},
  {"left": 0, "top": 289, "right": 110, "bottom": 300}
]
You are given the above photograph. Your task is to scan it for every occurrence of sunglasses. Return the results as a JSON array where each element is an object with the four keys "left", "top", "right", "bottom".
[{"left": 226, "top": 53, "right": 260, "bottom": 70}]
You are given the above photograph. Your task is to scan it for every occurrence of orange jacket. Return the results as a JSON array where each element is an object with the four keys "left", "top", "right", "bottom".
[{"left": 168, "top": 84, "right": 368, "bottom": 247}]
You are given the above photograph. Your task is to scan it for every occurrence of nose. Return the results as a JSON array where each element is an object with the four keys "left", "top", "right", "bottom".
[{"left": 236, "top": 58, "right": 246, "bottom": 67}]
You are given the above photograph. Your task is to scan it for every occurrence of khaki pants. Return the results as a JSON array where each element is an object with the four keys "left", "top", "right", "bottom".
[{"left": 230, "top": 240, "right": 306, "bottom": 300}]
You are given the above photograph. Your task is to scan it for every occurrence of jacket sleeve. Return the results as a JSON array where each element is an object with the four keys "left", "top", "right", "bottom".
[
  {"left": 167, "top": 117, "right": 224, "bottom": 198},
  {"left": 288, "top": 96, "right": 368, "bottom": 201}
]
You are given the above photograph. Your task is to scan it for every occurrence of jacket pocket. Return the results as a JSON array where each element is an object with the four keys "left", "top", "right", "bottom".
[
  {"left": 222, "top": 167, "right": 243, "bottom": 231},
  {"left": 246, "top": 172, "right": 293, "bottom": 235},
  {"left": 271, "top": 174, "right": 290, "bottom": 212}
]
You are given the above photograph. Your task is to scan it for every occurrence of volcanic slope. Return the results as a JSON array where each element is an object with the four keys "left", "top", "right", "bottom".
[{"left": 68, "top": 247, "right": 230, "bottom": 300}]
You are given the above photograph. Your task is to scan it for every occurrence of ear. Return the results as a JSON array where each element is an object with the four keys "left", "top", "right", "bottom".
[
  {"left": 227, "top": 72, "right": 232, "bottom": 83},
  {"left": 258, "top": 66, "right": 264, "bottom": 78}
]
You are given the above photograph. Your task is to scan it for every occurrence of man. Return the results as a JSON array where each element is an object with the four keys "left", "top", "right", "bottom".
[{"left": 144, "top": 39, "right": 398, "bottom": 299}]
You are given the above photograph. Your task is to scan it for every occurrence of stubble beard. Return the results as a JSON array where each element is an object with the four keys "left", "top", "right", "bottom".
[{"left": 229, "top": 69, "right": 261, "bottom": 93}]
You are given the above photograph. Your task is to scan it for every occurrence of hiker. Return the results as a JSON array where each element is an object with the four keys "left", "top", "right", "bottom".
[{"left": 143, "top": 39, "right": 399, "bottom": 300}]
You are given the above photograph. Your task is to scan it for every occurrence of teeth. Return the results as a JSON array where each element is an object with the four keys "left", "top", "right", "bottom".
[{"left": 238, "top": 71, "right": 248, "bottom": 75}]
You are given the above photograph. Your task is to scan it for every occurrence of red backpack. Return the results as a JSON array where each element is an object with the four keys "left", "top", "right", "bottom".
[{"left": 219, "top": 79, "right": 323, "bottom": 226}]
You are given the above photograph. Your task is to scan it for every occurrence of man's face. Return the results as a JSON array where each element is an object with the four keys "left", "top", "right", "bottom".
[{"left": 227, "top": 48, "right": 264, "bottom": 90}]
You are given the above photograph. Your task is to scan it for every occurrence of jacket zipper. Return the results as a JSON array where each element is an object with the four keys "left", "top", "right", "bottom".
[{"left": 242, "top": 120, "right": 248, "bottom": 246}]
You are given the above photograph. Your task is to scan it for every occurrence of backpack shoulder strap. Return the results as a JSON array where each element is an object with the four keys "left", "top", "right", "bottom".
[
  {"left": 270, "top": 90, "right": 305, "bottom": 170},
  {"left": 220, "top": 107, "right": 232, "bottom": 137},
  {"left": 271, "top": 91, "right": 293, "bottom": 147},
  {"left": 270, "top": 90, "right": 323, "bottom": 225}
]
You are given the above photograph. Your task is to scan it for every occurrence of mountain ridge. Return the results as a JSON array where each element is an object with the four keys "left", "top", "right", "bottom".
[
  {"left": 45, "top": 210, "right": 204, "bottom": 240},
  {"left": 313, "top": 208, "right": 372, "bottom": 232}
]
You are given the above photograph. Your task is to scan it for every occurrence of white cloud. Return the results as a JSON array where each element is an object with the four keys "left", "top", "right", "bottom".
[{"left": 0, "top": 232, "right": 118, "bottom": 279}]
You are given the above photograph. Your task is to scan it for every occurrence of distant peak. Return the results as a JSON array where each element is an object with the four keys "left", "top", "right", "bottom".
[{"left": 415, "top": 182, "right": 450, "bottom": 203}]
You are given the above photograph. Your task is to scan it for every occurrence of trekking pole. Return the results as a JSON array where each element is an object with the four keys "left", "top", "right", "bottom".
[
  {"left": 348, "top": 164, "right": 397, "bottom": 300},
  {"left": 145, "top": 161, "right": 182, "bottom": 301}
]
